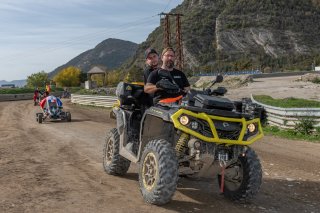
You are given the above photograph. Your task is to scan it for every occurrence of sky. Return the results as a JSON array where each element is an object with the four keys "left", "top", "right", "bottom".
[{"left": 0, "top": 0, "right": 183, "bottom": 81}]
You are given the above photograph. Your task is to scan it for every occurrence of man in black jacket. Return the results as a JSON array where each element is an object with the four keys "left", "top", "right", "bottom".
[
  {"left": 143, "top": 48, "right": 159, "bottom": 106},
  {"left": 143, "top": 48, "right": 159, "bottom": 84},
  {"left": 145, "top": 47, "right": 190, "bottom": 104}
]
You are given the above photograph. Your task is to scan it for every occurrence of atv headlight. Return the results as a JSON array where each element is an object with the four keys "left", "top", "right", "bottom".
[
  {"left": 247, "top": 123, "right": 256, "bottom": 133},
  {"left": 179, "top": 115, "right": 189, "bottom": 125}
]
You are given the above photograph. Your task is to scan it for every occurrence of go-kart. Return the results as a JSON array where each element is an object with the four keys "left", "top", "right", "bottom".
[{"left": 36, "top": 98, "right": 71, "bottom": 123}]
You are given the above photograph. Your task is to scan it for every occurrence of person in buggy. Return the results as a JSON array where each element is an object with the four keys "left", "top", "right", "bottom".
[
  {"left": 39, "top": 95, "right": 63, "bottom": 117},
  {"left": 36, "top": 94, "right": 71, "bottom": 123}
]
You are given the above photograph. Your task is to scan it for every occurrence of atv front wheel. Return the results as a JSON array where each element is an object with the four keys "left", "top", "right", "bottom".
[
  {"left": 103, "top": 128, "right": 130, "bottom": 176},
  {"left": 218, "top": 147, "right": 262, "bottom": 203},
  {"left": 139, "top": 139, "right": 178, "bottom": 205}
]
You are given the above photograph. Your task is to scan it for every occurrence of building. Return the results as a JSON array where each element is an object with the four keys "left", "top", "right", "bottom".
[{"left": 0, "top": 84, "right": 15, "bottom": 88}]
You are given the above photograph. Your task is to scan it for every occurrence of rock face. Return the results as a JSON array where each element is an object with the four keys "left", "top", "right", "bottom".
[
  {"left": 194, "top": 74, "right": 253, "bottom": 89},
  {"left": 124, "top": 0, "right": 320, "bottom": 72}
]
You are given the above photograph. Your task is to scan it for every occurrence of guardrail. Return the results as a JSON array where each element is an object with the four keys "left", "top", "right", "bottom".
[
  {"left": 71, "top": 94, "right": 117, "bottom": 108},
  {"left": 71, "top": 94, "right": 320, "bottom": 129},
  {"left": 0, "top": 92, "right": 61, "bottom": 102},
  {"left": 251, "top": 95, "right": 320, "bottom": 129}
]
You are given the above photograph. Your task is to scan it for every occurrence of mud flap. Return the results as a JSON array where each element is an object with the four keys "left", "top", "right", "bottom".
[
  {"left": 114, "top": 108, "right": 124, "bottom": 135},
  {"left": 114, "top": 108, "right": 138, "bottom": 163}
]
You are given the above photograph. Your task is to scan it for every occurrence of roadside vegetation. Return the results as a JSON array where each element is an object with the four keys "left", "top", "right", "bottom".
[
  {"left": 254, "top": 95, "right": 320, "bottom": 108},
  {"left": 263, "top": 125, "right": 320, "bottom": 142},
  {"left": 0, "top": 88, "right": 35, "bottom": 94},
  {"left": 257, "top": 96, "right": 320, "bottom": 142}
]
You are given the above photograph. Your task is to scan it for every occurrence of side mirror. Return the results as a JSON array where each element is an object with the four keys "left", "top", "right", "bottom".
[{"left": 215, "top": 75, "right": 223, "bottom": 83}]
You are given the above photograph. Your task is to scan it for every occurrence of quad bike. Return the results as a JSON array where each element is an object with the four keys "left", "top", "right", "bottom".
[
  {"left": 103, "top": 76, "right": 264, "bottom": 205},
  {"left": 36, "top": 98, "right": 71, "bottom": 124}
]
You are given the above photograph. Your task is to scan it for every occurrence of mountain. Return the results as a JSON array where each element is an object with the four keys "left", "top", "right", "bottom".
[
  {"left": 50, "top": 38, "right": 138, "bottom": 77},
  {"left": 124, "top": 0, "right": 320, "bottom": 73},
  {"left": 0, "top": 80, "right": 27, "bottom": 87}
]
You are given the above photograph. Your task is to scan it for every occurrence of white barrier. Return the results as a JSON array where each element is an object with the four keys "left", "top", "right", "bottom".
[
  {"left": 251, "top": 95, "right": 320, "bottom": 129},
  {"left": 71, "top": 94, "right": 117, "bottom": 108}
]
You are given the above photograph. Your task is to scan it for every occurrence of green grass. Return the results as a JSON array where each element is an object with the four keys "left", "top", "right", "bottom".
[
  {"left": 74, "top": 89, "right": 103, "bottom": 96},
  {"left": 0, "top": 88, "right": 35, "bottom": 94},
  {"left": 263, "top": 126, "right": 320, "bottom": 142},
  {"left": 0, "top": 87, "right": 65, "bottom": 94},
  {"left": 311, "top": 77, "right": 320, "bottom": 84},
  {"left": 254, "top": 95, "right": 320, "bottom": 108}
]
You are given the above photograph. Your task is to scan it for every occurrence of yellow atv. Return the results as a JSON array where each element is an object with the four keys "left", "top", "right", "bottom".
[{"left": 103, "top": 76, "right": 264, "bottom": 205}]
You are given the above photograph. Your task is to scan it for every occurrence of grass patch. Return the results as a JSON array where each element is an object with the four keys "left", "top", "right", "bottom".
[
  {"left": 263, "top": 125, "right": 320, "bottom": 142},
  {"left": 65, "top": 87, "right": 81, "bottom": 93},
  {"left": 71, "top": 102, "right": 112, "bottom": 111},
  {"left": 74, "top": 89, "right": 104, "bottom": 95},
  {"left": 254, "top": 95, "right": 320, "bottom": 108},
  {"left": 0, "top": 88, "right": 35, "bottom": 94},
  {"left": 311, "top": 77, "right": 320, "bottom": 84},
  {"left": 0, "top": 87, "right": 65, "bottom": 94}
]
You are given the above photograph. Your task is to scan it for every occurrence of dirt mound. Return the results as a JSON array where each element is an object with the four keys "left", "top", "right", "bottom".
[
  {"left": 194, "top": 75, "right": 253, "bottom": 89},
  {"left": 300, "top": 73, "right": 320, "bottom": 83}
]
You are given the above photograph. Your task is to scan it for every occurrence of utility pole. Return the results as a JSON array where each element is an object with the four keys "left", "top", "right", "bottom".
[{"left": 159, "top": 12, "right": 184, "bottom": 70}]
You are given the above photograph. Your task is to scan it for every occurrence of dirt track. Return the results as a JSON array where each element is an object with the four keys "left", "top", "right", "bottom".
[{"left": 0, "top": 99, "right": 320, "bottom": 213}]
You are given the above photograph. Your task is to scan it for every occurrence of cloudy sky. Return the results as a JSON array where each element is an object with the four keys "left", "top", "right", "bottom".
[{"left": 0, "top": 0, "right": 182, "bottom": 81}]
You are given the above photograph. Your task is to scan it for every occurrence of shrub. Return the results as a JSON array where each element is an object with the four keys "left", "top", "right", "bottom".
[{"left": 294, "top": 117, "right": 316, "bottom": 135}]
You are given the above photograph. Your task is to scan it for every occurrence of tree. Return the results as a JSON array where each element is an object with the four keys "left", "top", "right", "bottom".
[
  {"left": 53, "top": 66, "right": 81, "bottom": 87},
  {"left": 106, "top": 70, "right": 121, "bottom": 86},
  {"left": 124, "top": 65, "right": 143, "bottom": 82},
  {"left": 91, "top": 74, "right": 105, "bottom": 87},
  {"left": 79, "top": 72, "right": 87, "bottom": 83},
  {"left": 26, "top": 71, "right": 48, "bottom": 88}
]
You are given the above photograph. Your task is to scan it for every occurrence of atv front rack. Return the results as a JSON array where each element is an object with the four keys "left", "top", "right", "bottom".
[{"left": 171, "top": 109, "right": 263, "bottom": 145}]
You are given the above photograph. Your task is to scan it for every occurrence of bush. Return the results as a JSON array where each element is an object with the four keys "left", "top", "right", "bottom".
[
  {"left": 311, "top": 77, "right": 320, "bottom": 84},
  {"left": 294, "top": 117, "right": 316, "bottom": 135}
]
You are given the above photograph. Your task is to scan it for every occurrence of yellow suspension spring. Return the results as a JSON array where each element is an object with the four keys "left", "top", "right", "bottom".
[{"left": 176, "top": 133, "right": 190, "bottom": 157}]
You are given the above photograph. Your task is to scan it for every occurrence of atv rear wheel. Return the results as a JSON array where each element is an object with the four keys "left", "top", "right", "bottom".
[
  {"left": 218, "top": 147, "right": 262, "bottom": 203},
  {"left": 103, "top": 128, "right": 130, "bottom": 176},
  {"left": 37, "top": 114, "right": 43, "bottom": 124},
  {"left": 139, "top": 139, "right": 178, "bottom": 205},
  {"left": 66, "top": 112, "right": 71, "bottom": 122}
]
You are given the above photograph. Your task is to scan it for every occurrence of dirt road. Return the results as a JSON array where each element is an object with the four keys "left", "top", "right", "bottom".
[
  {"left": 0, "top": 100, "right": 320, "bottom": 213},
  {"left": 226, "top": 75, "right": 320, "bottom": 101}
]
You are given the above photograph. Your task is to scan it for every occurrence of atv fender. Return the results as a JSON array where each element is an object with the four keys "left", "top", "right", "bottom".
[{"left": 113, "top": 107, "right": 139, "bottom": 163}]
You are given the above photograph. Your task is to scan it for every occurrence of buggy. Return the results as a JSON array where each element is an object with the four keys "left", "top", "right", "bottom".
[{"left": 36, "top": 96, "right": 71, "bottom": 123}]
